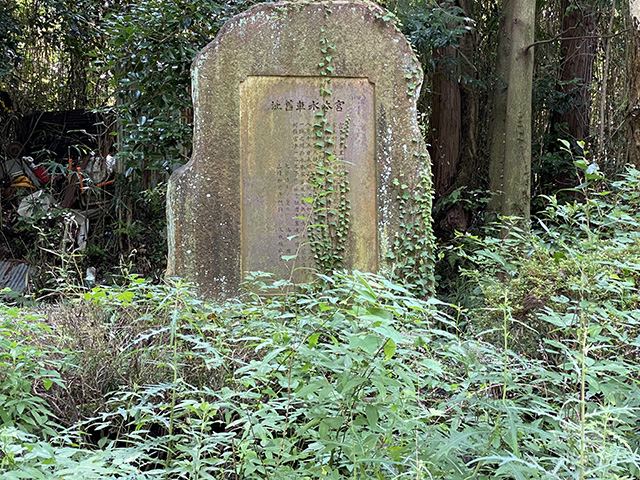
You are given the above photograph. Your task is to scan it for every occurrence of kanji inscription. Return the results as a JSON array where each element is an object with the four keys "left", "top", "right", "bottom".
[{"left": 240, "top": 76, "right": 377, "bottom": 281}]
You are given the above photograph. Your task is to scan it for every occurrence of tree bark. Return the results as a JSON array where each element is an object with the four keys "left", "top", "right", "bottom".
[
  {"left": 487, "top": 1, "right": 511, "bottom": 215},
  {"left": 629, "top": 0, "right": 640, "bottom": 167},
  {"left": 548, "top": 0, "right": 596, "bottom": 192},
  {"left": 551, "top": 0, "right": 597, "bottom": 143},
  {"left": 429, "top": 45, "right": 462, "bottom": 203},
  {"left": 428, "top": 0, "right": 479, "bottom": 234},
  {"left": 501, "top": 0, "right": 535, "bottom": 222},
  {"left": 598, "top": 1, "right": 615, "bottom": 160},
  {"left": 456, "top": 0, "right": 479, "bottom": 196}
]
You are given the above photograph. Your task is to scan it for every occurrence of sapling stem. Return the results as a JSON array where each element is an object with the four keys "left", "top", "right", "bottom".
[{"left": 579, "top": 308, "right": 586, "bottom": 480}]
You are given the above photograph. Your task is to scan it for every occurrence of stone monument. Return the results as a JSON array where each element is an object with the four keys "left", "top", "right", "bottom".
[{"left": 167, "top": 1, "right": 434, "bottom": 299}]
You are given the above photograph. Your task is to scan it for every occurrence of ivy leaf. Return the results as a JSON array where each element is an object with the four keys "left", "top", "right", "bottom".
[{"left": 116, "top": 291, "right": 135, "bottom": 303}]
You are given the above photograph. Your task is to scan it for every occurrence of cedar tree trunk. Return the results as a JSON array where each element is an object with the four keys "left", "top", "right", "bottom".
[
  {"left": 550, "top": 0, "right": 596, "bottom": 190},
  {"left": 629, "top": 0, "right": 640, "bottom": 167},
  {"left": 487, "top": 1, "right": 511, "bottom": 215},
  {"left": 429, "top": 45, "right": 462, "bottom": 203}
]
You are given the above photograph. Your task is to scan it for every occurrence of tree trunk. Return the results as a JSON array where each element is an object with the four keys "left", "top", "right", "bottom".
[
  {"left": 429, "top": 45, "right": 461, "bottom": 203},
  {"left": 549, "top": 0, "right": 597, "bottom": 190},
  {"left": 455, "top": 0, "right": 479, "bottom": 199},
  {"left": 597, "top": 2, "right": 615, "bottom": 160},
  {"left": 487, "top": 1, "right": 511, "bottom": 215},
  {"left": 429, "top": 0, "right": 478, "bottom": 234},
  {"left": 551, "top": 0, "right": 596, "bottom": 143},
  {"left": 501, "top": 0, "right": 535, "bottom": 222},
  {"left": 629, "top": 0, "right": 640, "bottom": 167}
]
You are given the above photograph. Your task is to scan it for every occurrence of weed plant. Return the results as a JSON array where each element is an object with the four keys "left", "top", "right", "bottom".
[{"left": 1, "top": 167, "right": 640, "bottom": 478}]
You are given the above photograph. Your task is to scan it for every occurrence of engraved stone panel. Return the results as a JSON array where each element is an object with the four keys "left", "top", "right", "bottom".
[{"left": 240, "top": 76, "right": 376, "bottom": 281}]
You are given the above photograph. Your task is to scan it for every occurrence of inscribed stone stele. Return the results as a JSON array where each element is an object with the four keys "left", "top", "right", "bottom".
[{"left": 167, "top": 1, "right": 433, "bottom": 299}]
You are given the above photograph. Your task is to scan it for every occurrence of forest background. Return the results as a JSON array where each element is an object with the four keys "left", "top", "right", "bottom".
[
  {"left": 1, "top": 0, "right": 638, "bottom": 285},
  {"left": 2, "top": 1, "right": 640, "bottom": 479}
]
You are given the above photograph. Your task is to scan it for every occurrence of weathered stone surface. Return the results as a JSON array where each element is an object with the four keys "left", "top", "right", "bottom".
[
  {"left": 167, "top": 1, "right": 433, "bottom": 299},
  {"left": 241, "top": 76, "right": 377, "bottom": 282}
]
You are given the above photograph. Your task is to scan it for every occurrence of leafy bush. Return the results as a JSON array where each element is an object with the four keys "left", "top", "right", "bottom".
[
  {"left": 0, "top": 305, "right": 64, "bottom": 438},
  {"left": 3, "top": 163, "right": 640, "bottom": 478},
  {"left": 2, "top": 264, "right": 640, "bottom": 478},
  {"left": 461, "top": 165, "right": 640, "bottom": 360},
  {"left": 100, "top": 0, "right": 256, "bottom": 172}
]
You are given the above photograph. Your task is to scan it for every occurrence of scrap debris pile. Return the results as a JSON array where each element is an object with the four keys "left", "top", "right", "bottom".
[
  {"left": 0, "top": 108, "right": 116, "bottom": 294},
  {"left": 1, "top": 146, "right": 116, "bottom": 294}
]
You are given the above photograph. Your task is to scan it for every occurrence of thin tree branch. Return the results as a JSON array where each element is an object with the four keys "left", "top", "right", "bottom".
[{"left": 525, "top": 29, "right": 629, "bottom": 51}]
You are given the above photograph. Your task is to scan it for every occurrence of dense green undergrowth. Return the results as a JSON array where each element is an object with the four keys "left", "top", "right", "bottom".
[{"left": 2, "top": 168, "right": 640, "bottom": 479}]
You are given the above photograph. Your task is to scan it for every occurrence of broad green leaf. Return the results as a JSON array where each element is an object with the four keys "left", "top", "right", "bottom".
[
  {"left": 308, "top": 332, "right": 320, "bottom": 348},
  {"left": 365, "top": 404, "right": 379, "bottom": 427},
  {"left": 373, "top": 325, "right": 404, "bottom": 344},
  {"left": 384, "top": 339, "right": 396, "bottom": 360},
  {"left": 116, "top": 291, "right": 135, "bottom": 303}
]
